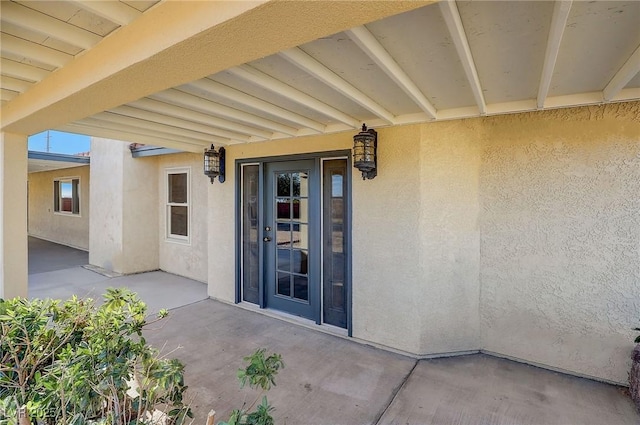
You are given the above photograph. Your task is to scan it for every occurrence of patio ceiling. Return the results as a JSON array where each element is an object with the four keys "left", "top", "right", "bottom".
[{"left": 1, "top": 0, "right": 639, "bottom": 153}]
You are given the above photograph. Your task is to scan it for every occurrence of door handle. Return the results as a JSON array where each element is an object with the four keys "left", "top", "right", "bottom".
[{"left": 263, "top": 236, "right": 272, "bottom": 242}]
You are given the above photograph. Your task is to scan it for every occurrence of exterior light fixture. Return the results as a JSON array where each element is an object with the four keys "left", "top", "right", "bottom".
[
  {"left": 204, "top": 144, "right": 225, "bottom": 183},
  {"left": 352, "top": 124, "right": 377, "bottom": 180}
]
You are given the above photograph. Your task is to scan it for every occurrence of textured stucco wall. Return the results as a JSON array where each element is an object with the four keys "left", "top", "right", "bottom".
[
  {"left": 0, "top": 132, "right": 28, "bottom": 299},
  {"left": 201, "top": 102, "right": 638, "bottom": 384},
  {"left": 210, "top": 126, "right": 481, "bottom": 355},
  {"left": 28, "top": 165, "right": 90, "bottom": 250},
  {"left": 417, "top": 121, "right": 481, "bottom": 354},
  {"left": 89, "top": 138, "right": 125, "bottom": 272},
  {"left": 158, "top": 153, "right": 207, "bottom": 283},
  {"left": 352, "top": 125, "right": 424, "bottom": 353},
  {"left": 480, "top": 102, "right": 640, "bottom": 384},
  {"left": 89, "top": 138, "right": 159, "bottom": 274},
  {"left": 122, "top": 152, "right": 159, "bottom": 274}
]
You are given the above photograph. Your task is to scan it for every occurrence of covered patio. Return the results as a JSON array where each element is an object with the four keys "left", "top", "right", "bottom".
[
  {"left": 25, "top": 238, "right": 639, "bottom": 424},
  {"left": 2, "top": 1, "right": 640, "bottom": 421},
  {"left": 148, "top": 299, "right": 638, "bottom": 424}
]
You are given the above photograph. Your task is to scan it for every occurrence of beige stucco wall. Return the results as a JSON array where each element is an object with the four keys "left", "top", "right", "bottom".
[
  {"left": 479, "top": 102, "right": 640, "bottom": 385},
  {"left": 207, "top": 101, "right": 638, "bottom": 384},
  {"left": 90, "top": 138, "right": 159, "bottom": 274},
  {"left": 90, "top": 138, "right": 124, "bottom": 272},
  {"left": 417, "top": 121, "right": 481, "bottom": 354},
  {"left": 81, "top": 104, "right": 639, "bottom": 383},
  {"left": 352, "top": 123, "right": 482, "bottom": 354},
  {"left": 157, "top": 153, "right": 208, "bottom": 283},
  {"left": 210, "top": 124, "right": 481, "bottom": 356},
  {"left": 122, "top": 151, "right": 159, "bottom": 274},
  {"left": 28, "top": 165, "right": 90, "bottom": 250},
  {"left": 0, "top": 132, "right": 28, "bottom": 299}
]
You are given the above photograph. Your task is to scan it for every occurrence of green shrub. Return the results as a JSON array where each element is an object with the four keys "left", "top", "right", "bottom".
[
  {"left": 0, "top": 288, "right": 192, "bottom": 425},
  {"left": 219, "top": 349, "right": 284, "bottom": 425}
]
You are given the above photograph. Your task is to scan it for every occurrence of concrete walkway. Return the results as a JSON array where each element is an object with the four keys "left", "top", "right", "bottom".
[
  {"left": 28, "top": 236, "right": 88, "bottom": 274},
  {"left": 27, "top": 237, "right": 639, "bottom": 424},
  {"left": 28, "top": 237, "right": 208, "bottom": 313},
  {"left": 147, "top": 300, "right": 638, "bottom": 425}
]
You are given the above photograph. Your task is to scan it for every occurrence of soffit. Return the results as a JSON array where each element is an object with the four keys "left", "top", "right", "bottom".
[
  {"left": 1, "top": 0, "right": 639, "bottom": 153},
  {"left": 27, "top": 158, "right": 85, "bottom": 173},
  {"left": 27, "top": 151, "right": 89, "bottom": 173}
]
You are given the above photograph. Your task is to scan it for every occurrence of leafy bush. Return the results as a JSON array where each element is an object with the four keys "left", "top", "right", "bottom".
[
  {"left": 0, "top": 288, "right": 192, "bottom": 425},
  {"left": 219, "top": 349, "right": 284, "bottom": 425}
]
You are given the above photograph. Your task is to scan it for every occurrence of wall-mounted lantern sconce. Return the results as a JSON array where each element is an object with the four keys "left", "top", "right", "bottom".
[
  {"left": 204, "top": 144, "right": 225, "bottom": 183},
  {"left": 353, "top": 124, "right": 377, "bottom": 180}
]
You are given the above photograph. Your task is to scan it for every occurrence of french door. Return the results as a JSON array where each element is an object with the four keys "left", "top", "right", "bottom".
[
  {"left": 239, "top": 157, "right": 349, "bottom": 328},
  {"left": 264, "top": 160, "right": 319, "bottom": 320}
]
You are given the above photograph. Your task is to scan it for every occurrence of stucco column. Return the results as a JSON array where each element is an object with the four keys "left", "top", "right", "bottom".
[
  {"left": 0, "top": 132, "right": 28, "bottom": 299},
  {"left": 89, "top": 137, "right": 158, "bottom": 274}
]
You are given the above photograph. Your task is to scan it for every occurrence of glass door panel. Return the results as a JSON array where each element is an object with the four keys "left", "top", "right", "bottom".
[
  {"left": 323, "top": 159, "right": 348, "bottom": 328},
  {"left": 241, "top": 165, "right": 260, "bottom": 304},
  {"left": 265, "top": 161, "right": 318, "bottom": 320},
  {"left": 240, "top": 157, "right": 349, "bottom": 329}
]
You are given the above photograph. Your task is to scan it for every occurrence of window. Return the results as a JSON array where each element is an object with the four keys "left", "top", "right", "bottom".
[
  {"left": 166, "top": 169, "right": 189, "bottom": 240},
  {"left": 54, "top": 178, "right": 80, "bottom": 215}
]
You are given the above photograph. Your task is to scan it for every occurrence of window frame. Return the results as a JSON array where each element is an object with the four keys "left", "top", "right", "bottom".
[
  {"left": 53, "top": 177, "right": 81, "bottom": 217},
  {"left": 165, "top": 167, "right": 191, "bottom": 244}
]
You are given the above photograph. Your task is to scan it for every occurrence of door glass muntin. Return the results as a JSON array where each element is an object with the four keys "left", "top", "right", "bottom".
[{"left": 274, "top": 170, "right": 310, "bottom": 303}]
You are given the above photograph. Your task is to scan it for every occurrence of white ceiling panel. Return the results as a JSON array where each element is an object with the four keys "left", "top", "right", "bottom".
[
  {"left": 121, "top": 1, "right": 159, "bottom": 13},
  {"left": 212, "top": 69, "right": 361, "bottom": 127},
  {"left": 627, "top": 72, "right": 640, "bottom": 89},
  {"left": 457, "top": 0, "right": 554, "bottom": 104},
  {"left": 14, "top": 1, "right": 119, "bottom": 36},
  {"left": 299, "top": 33, "right": 421, "bottom": 116},
  {"left": 2, "top": 1, "right": 638, "bottom": 148},
  {"left": 0, "top": 59, "right": 51, "bottom": 82},
  {"left": 1, "top": 22, "right": 84, "bottom": 56},
  {"left": 1, "top": 89, "right": 19, "bottom": 102},
  {"left": 550, "top": 1, "right": 640, "bottom": 97},
  {"left": 150, "top": 88, "right": 302, "bottom": 137},
  {"left": 365, "top": 4, "right": 476, "bottom": 110},
  {"left": 248, "top": 54, "right": 378, "bottom": 121}
]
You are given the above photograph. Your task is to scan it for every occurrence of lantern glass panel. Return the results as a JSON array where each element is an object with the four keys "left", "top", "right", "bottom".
[
  {"left": 205, "top": 152, "right": 220, "bottom": 176},
  {"left": 363, "top": 144, "right": 375, "bottom": 162},
  {"left": 353, "top": 138, "right": 375, "bottom": 171}
]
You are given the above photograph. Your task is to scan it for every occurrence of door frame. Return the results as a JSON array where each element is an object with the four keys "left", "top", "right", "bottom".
[{"left": 234, "top": 150, "right": 353, "bottom": 335}]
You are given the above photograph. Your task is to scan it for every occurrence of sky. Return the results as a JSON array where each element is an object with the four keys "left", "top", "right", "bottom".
[{"left": 28, "top": 130, "right": 90, "bottom": 155}]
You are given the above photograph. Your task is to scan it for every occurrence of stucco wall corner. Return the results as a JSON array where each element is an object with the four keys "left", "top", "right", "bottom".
[
  {"left": 479, "top": 103, "right": 640, "bottom": 384},
  {"left": 89, "top": 138, "right": 125, "bottom": 272},
  {"left": 28, "top": 165, "right": 90, "bottom": 250},
  {"left": 206, "top": 155, "right": 235, "bottom": 301},
  {"left": 417, "top": 120, "right": 482, "bottom": 355},
  {"left": 351, "top": 124, "right": 424, "bottom": 354}
]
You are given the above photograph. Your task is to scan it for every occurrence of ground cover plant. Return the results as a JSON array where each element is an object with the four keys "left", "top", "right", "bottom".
[
  {"left": 0, "top": 288, "right": 192, "bottom": 424},
  {"left": 219, "top": 349, "right": 284, "bottom": 425}
]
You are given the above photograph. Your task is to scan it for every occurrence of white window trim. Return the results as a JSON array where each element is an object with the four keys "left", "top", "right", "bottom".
[
  {"left": 165, "top": 167, "right": 191, "bottom": 244},
  {"left": 54, "top": 177, "right": 81, "bottom": 217}
]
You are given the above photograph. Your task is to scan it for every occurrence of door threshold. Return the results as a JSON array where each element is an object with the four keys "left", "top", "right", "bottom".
[{"left": 237, "top": 301, "right": 348, "bottom": 337}]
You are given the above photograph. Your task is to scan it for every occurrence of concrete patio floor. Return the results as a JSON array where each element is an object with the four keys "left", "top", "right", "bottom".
[
  {"left": 28, "top": 237, "right": 208, "bottom": 313},
  {"left": 27, "top": 237, "right": 639, "bottom": 424}
]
